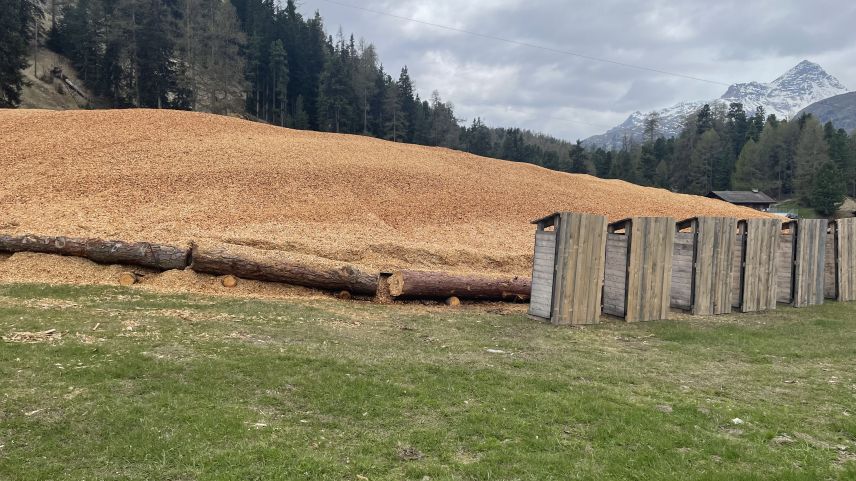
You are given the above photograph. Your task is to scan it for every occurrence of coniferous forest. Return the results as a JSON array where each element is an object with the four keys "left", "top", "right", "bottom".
[{"left": 2, "top": 0, "right": 856, "bottom": 215}]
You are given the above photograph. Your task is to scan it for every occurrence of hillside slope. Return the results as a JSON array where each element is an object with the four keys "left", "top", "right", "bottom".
[
  {"left": 0, "top": 109, "right": 771, "bottom": 276},
  {"left": 796, "top": 92, "right": 856, "bottom": 133},
  {"left": 19, "top": 48, "right": 98, "bottom": 110}
]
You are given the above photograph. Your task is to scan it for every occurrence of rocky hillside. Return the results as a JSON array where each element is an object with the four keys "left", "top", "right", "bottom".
[{"left": 796, "top": 92, "right": 856, "bottom": 133}]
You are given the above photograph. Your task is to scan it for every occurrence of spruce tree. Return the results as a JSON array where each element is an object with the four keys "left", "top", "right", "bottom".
[
  {"left": 810, "top": 162, "right": 845, "bottom": 216},
  {"left": 465, "top": 118, "right": 492, "bottom": 157},
  {"left": 794, "top": 118, "right": 830, "bottom": 203},
  {"left": 569, "top": 140, "right": 589, "bottom": 174},
  {"left": 1, "top": 0, "right": 43, "bottom": 107},
  {"left": 269, "top": 39, "right": 288, "bottom": 125},
  {"left": 732, "top": 139, "right": 762, "bottom": 190}
]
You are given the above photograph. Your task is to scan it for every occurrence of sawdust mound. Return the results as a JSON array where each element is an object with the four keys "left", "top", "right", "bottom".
[
  {"left": 1, "top": 109, "right": 772, "bottom": 277},
  {"left": 0, "top": 252, "right": 323, "bottom": 300}
]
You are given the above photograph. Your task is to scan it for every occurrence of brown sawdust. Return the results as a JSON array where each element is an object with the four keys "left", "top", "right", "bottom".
[
  {"left": 0, "top": 252, "right": 324, "bottom": 300},
  {"left": 1, "top": 109, "right": 774, "bottom": 279}
]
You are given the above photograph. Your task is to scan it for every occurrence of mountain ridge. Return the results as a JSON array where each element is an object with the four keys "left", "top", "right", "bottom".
[
  {"left": 584, "top": 60, "right": 849, "bottom": 149},
  {"left": 796, "top": 91, "right": 856, "bottom": 133}
]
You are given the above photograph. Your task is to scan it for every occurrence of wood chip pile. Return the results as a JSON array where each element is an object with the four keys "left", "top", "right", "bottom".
[{"left": 0, "top": 109, "right": 773, "bottom": 277}]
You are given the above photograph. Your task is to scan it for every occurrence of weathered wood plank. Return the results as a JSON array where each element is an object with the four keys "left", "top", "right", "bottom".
[
  {"left": 740, "top": 218, "right": 780, "bottom": 312},
  {"left": 625, "top": 217, "right": 674, "bottom": 322},
  {"left": 836, "top": 218, "right": 856, "bottom": 302},
  {"left": 692, "top": 217, "right": 736, "bottom": 315},
  {"left": 547, "top": 213, "right": 608, "bottom": 325},
  {"left": 793, "top": 219, "right": 827, "bottom": 307},
  {"left": 528, "top": 230, "right": 556, "bottom": 319}
]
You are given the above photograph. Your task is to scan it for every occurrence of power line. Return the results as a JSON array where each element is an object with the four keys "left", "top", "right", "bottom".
[{"left": 318, "top": 0, "right": 731, "bottom": 87}]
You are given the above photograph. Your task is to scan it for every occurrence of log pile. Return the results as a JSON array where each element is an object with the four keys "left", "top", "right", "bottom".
[
  {"left": 0, "top": 234, "right": 190, "bottom": 270},
  {"left": 1, "top": 233, "right": 535, "bottom": 303}
]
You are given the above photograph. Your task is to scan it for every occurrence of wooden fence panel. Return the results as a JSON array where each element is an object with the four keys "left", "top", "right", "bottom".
[
  {"left": 528, "top": 230, "right": 556, "bottom": 319},
  {"left": 625, "top": 217, "right": 675, "bottom": 322},
  {"left": 793, "top": 219, "right": 828, "bottom": 308},
  {"left": 670, "top": 232, "right": 694, "bottom": 310},
  {"left": 603, "top": 233, "right": 628, "bottom": 317},
  {"left": 776, "top": 232, "right": 794, "bottom": 304},
  {"left": 740, "top": 218, "right": 780, "bottom": 312},
  {"left": 549, "top": 213, "right": 608, "bottom": 325},
  {"left": 693, "top": 217, "right": 736, "bottom": 315},
  {"left": 836, "top": 218, "right": 856, "bottom": 302}
]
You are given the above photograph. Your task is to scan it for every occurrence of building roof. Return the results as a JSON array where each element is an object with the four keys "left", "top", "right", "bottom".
[{"left": 708, "top": 190, "right": 776, "bottom": 204}]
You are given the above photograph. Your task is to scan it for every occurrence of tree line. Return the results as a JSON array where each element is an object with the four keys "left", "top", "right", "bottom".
[{"left": 568, "top": 104, "right": 856, "bottom": 216}]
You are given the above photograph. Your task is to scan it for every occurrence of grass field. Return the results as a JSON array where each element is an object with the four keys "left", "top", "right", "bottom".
[{"left": 2, "top": 284, "right": 856, "bottom": 480}]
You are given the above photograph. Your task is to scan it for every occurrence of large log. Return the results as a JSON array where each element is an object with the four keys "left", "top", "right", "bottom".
[
  {"left": 190, "top": 243, "right": 378, "bottom": 295},
  {"left": 388, "top": 270, "right": 531, "bottom": 301},
  {"left": 0, "top": 234, "right": 190, "bottom": 270}
]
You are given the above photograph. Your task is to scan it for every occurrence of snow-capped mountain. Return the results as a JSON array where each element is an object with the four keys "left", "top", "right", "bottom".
[{"left": 584, "top": 60, "right": 848, "bottom": 150}]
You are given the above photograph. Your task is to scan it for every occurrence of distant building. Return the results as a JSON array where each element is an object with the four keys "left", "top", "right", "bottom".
[{"left": 707, "top": 190, "right": 776, "bottom": 211}]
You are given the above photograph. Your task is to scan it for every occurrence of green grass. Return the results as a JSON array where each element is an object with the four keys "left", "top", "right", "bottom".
[
  {"left": 2, "top": 283, "right": 856, "bottom": 480},
  {"left": 773, "top": 200, "right": 822, "bottom": 219}
]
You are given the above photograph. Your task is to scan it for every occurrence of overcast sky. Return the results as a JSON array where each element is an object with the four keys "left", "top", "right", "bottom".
[{"left": 299, "top": 0, "right": 856, "bottom": 141}]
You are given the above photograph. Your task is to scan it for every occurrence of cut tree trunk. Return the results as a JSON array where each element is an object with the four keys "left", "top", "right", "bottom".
[
  {"left": 190, "top": 243, "right": 378, "bottom": 295},
  {"left": 0, "top": 234, "right": 190, "bottom": 270},
  {"left": 388, "top": 270, "right": 531, "bottom": 301},
  {"left": 118, "top": 272, "right": 139, "bottom": 286}
]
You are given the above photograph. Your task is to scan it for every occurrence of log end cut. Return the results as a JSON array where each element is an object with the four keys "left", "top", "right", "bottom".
[
  {"left": 221, "top": 275, "right": 239, "bottom": 288},
  {"left": 388, "top": 271, "right": 406, "bottom": 297},
  {"left": 335, "top": 290, "right": 353, "bottom": 300},
  {"left": 118, "top": 272, "right": 138, "bottom": 286}
]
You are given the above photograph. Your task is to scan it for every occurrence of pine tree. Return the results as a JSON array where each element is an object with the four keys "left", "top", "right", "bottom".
[
  {"left": 381, "top": 76, "right": 404, "bottom": 141},
  {"left": 794, "top": 118, "right": 830, "bottom": 202},
  {"left": 732, "top": 139, "right": 762, "bottom": 190},
  {"left": 810, "top": 162, "right": 845, "bottom": 216},
  {"left": 465, "top": 118, "right": 492, "bottom": 157},
  {"left": 569, "top": 140, "right": 589, "bottom": 174},
  {"left": 686, "top": 129, "right": 720, "bottom": 194},
  {"left": 639, "top": 144, "right": 658, "bottom": 185},
  {"left": 292, "top": 94, "right": 309, "bottom": 129},
  {"left": 269, "top": 39, "right": 288, "bottom": 125},
  {"left": 696, "top": 104, "right": 713, "bottom": 134},
  {"left": 1, "top": 0, "right": 43, "bottom": 107},
  {"left": 643, "top": 111, "right": 660, "bottom": 143},
  {"left": 591, "top": 149, "right": 612, "bottom": 178},
  {"left": 397, "top": 66, "right": 416, "bottom": 142}
]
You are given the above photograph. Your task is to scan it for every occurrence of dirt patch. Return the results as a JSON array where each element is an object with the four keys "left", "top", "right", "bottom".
[{"left": 0, "top": 109, "right": 774, "bottom": 278}]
